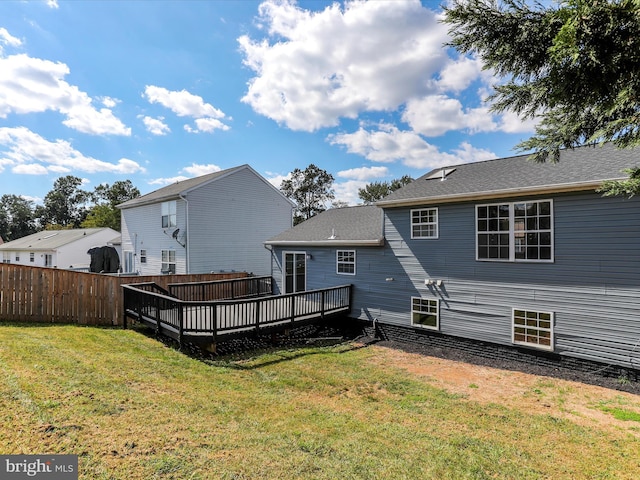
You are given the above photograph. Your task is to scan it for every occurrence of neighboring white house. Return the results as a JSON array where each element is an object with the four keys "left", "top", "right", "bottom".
[
  {"left": 117, "top": 164, "right": 294, "bottom": 276},
  {"left": 0, "top": 228, "right": 121, "bottom": 270}
]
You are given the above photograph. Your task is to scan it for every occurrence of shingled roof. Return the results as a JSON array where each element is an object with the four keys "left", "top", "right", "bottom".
[
  {"left": 0, "top": 228, "right": 118, "bottom": 251},
  {"left": 377, "top": 143, "right": 639, "bottom": 207},
  {"left": 117, "top": 164, "right": 281, "bottom": 209},
  {"left": 265, "top": 205, "right": 383, "bottom": 246}
]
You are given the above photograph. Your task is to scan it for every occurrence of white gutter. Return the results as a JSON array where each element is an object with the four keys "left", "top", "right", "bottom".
[
  {"left": 179, "top": 193, "right": 190, "bottom": 274},
  {"left": 265, "top": 238, "right": 385, "bottom": 247},
  {"left": 375, "top": 179, "right": 622, "bottom": 208}
]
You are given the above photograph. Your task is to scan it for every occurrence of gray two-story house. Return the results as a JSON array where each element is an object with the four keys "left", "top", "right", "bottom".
[
  {"left": 266, "top": 144, "right": 640, "bottom": 370},
  {"left": 119, "top": 164, "right": 294, "bottom": 276}
]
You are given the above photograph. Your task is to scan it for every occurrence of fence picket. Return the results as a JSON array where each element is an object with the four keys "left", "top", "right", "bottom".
[{"left": 0, "top": 264, "right": 247, "bottom": 326}]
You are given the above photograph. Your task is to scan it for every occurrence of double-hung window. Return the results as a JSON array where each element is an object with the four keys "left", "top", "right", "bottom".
[
  {"left": 411, "top": 208, "right": 438, "bottom": 239},
  {"left": 476, "top": 200, "right": 553, "bottom": 262},
  {"left": 161, "top": 250, "right": 176, "bottom": 274},
  {"left": 161, "top": 201, "right": 177, "bottom": 228},
  {"left": 411, "top": 297, "right": 439, "bottom": 330},
  {"left": 336, "top": 250, "right": 356, "bottom": 275}
]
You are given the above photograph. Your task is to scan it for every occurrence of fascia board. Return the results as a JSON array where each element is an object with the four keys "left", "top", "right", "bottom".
[{"left": 376, "top": 180, "right": 617, "bottom": 208}]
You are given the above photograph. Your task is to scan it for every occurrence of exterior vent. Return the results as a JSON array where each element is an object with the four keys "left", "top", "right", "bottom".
[{"left": 425, "top": 168, "right": 456, "bottom": 181}]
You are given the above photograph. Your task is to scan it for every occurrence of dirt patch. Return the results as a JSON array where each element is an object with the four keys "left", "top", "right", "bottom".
[{"left": 369, "top": 342, "right": 640, "bottom": 437}]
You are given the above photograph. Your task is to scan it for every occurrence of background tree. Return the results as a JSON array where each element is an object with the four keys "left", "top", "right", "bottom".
[
  {"left": 281, "top": 164, "right": 335, "bottom": 225},
  {"left": 444, "top": 0, "right": 640, "bottom": 195},
  {"left": 82, "top": 180, "right": 140, "bottom": 230},
  {"left": 38, "top": 176, "right": 90, "bottom": 229},
  {"left": 0, "top": 194, "right": 37, "bottom": 241},
  {"left": 358, "top": 175, "right": 413, "bottom": 204}
]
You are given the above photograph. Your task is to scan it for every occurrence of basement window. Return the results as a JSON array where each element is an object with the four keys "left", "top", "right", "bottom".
[
  {"left": 512, "top": 308, "right": 553, "bottom": 351},
  {"left": 411, "top": 297, "right": 439, "bottom": 330}
]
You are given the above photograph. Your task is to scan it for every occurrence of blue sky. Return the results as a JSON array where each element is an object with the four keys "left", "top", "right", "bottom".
[{"left": 0, "top": 0, "right": 536, "bottom": 206}]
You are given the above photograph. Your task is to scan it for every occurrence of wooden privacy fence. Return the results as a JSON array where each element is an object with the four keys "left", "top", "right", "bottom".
[{"left": 0, "top": 263, "right": 248, "bottom": 326}]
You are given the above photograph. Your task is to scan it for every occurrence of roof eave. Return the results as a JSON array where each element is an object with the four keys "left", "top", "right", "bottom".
[
  {"left": 265, "top": 238, "right": 385, "bottom": 247},
  {"left": 117, "top": 194, "right": 182, "bottom": 210},
  {"left": 376, "top": 180, "right": 618, "bottom": 208}
]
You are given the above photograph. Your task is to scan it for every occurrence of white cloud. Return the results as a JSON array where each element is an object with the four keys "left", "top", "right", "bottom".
[
  {"left": 148, "top": 163, "right": 223, "bottom": 186},
  {"left": 100, "top": 96, "right": 119, "bottom": 108},
  {"left": 0, "top": 54, "right": 130, "bottom": 136},
  {"left": 144, "top": 85, "right": 231, "bottom": 133},
  {"left": 140, "top": 115, "right": 170, "bottom": 136},
  {"left": 337, "top": 166, "right": 388, "bottom": 181},
  {"left": 239, "top": 0, "right": 449, "bottom": 131},
  {"left": 13, "top": 163, "right": 49, "bottom": 175},
  {"left": 181, "top": 163, "right": 221, "bottom": 176},
  {"left": 144, "top": 85, "right": 225, "bottom": 118},
  {"left": 265, "top": 171, "right": 290, "bottom": 189},
  {"left": 328, "top": 122, "right": 436, "bottom": 164},
  {"left": 0, "top": 127, "right": 144, "bottom": 175},
  {"left": 402, "top": 95, "right": 496, "bottom": 137},
  {"left": 333, "top": 179, "right": 367, "bottom": 206},
  {"left": 47, "top": 0, "right": 59, "bottom": 8},
  {"left": 192, "top": 117, "right": 230, "bottom": 133},
  {"left": 148, "top": 176, "right": 190, "bottom": 186},
  {"left": 0, "top": 28, "right": 22, "bottom": 54},
  {"left": 496, "top": 110, "right": 539, "bottom": 133},
  {"left": 436, "top": 56, "right": 485, "bottom": 93},
  {"left": 328, "top": 123, "right": 496, "bottom": 170}
]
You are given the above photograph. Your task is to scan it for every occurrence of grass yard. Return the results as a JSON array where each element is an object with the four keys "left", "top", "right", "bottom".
[{"left": 1, "top": 323, "right": 639, "bottom": 479}]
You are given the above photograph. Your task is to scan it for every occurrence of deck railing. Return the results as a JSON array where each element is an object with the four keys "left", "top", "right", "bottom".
[
  {"left": 168, "top": 276, "right": 272, "bottom": 301},
  {"left": 122, "top": 280, "right": 352, "bottom": 346}
]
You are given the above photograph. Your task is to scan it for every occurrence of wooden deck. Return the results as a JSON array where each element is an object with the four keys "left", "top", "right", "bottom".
[{"left": 122, "top": 277, "right": 352, "bottom": 349}]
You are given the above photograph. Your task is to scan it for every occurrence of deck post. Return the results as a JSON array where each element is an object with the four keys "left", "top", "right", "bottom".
[
  {"left": 290, "top": 295, "right": 295, "bottom": 326},
  {"left": 155, "top": 293, "right": 161, "bottom": 335},
  {"left": 211, "top": 303, "right": 218, "bottom": 346},
  {"left": 321, "top": 290, "right": 325, "bottom": 320},
  {"left": 178, "top": 305, "right": 184, "bottom": 349},
  {"left": 255, "top": 300, "right": 261, "bottom": 334},
  {"left": 122, "top": 287, "right": 128, "bottom": 329}
]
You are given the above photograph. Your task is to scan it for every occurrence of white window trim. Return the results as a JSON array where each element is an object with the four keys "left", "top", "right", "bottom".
[
  {"left": 123, "top": 250, "right": 135, "bottom": 274},
  {"left": 161, "top": 249, "right": 176, "bottom": 274},
  {"left": 161, "top": 200, "right": 177, "bottom": 228},
  {"left": 282, "top": 251, "right": 307, "bottom": 294},
  {"left": 336, "top": 250, "right": 356, "bottom": 276},
  {"left": 410, "top": 207, "right": 439, "bottom": 239},
  {"left": 411, "top": 297, "right": 439, "bottom": 331},
  {"left": 475, "top": 199, "right": 554, "bottom": 263},
  {"left": 512, "top": 307, "right": 554, "bottom": 351}
]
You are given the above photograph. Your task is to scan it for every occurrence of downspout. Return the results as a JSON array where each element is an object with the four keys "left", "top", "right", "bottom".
[
  {"left": 180, "top": 193, "right": 190, "bottom": 274},
  {"left": 264, "top": 243, "right": 274, "bottom": 279}
]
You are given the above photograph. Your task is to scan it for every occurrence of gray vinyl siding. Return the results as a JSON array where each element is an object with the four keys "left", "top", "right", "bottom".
[
  {"left": 186, "top": 168, "right": 293, "bottom": 275},
  {"left": 120, "top": 199, "right": 187, "bottom": 275},
  {"left": 272, "top": 192, "right": 640, "bottom": 369}
]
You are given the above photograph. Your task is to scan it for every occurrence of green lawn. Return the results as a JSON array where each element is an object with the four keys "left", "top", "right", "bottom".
[{"left": 0, "top": 324, "right": 639, "bottom": 479}]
